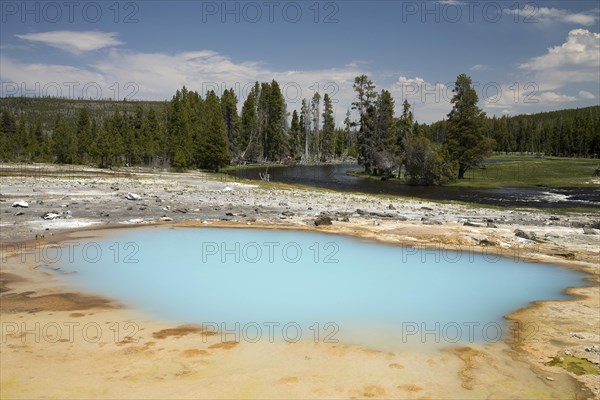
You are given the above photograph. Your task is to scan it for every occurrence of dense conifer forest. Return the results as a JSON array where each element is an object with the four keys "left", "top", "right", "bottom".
[{"left": 1, "top": 75, "right": 598, "bottom": 183}]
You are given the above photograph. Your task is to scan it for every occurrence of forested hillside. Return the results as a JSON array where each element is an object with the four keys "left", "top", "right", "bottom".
[
  {"left": 425, "top": 106, "right": 600, "bottom": 158},
  {"left": 1, "top": 78, "right": 598, "bottom": 178}
]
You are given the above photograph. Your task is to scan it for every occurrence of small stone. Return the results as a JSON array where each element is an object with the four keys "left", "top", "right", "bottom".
[
  {"left": 314, "top": 214, "right": 332, "bottom": 226},
  {"left": 583, "top": 227, "right": 598, "bottom": 235},
  {"left": 279, "top": 202, "right": 288, "bottom": 206},
  {"left": 12, "top": 201, "right": 29, "bottom": 208},
  {"left": 159, "top": 217, "right": 173, "bottom": 222},
  {"left": 514, "top": 229, "right": 536, "bottom": 240},
  {"left": 464, "top": 221, "right": 485, "bottom": 227},
  {"left": 571, "top": 333, "right": 585, "bottom": 339},
  {"left": 126, "top": 193, "right": 141, "bottom": 201},
  {"left": 546, "top": 377, "right": 554, "bottom": 381},
  {"left": 41, "top": 211, "right": 61, "bottom": 220},
  {"left": 373, "top": 219, "right": 381, "bottom": 226},
  {"left": 388, "top": 204, "right": 396, "bottom": 210}
]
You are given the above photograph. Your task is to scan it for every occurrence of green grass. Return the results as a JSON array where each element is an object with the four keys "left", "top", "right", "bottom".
[
  {"left": 348, "top": 156, "right": 599, "bottom": 189},
  {"left": 451, "top": 156, "right": 599, "bottom": 189},
  {"left": 548, "top": 355, "right": 600, "bottom": 376}
]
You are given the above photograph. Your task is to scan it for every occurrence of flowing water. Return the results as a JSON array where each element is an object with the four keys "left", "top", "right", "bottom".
[{"left": 226, "top": 164, "right": 600, "bottom": 208}]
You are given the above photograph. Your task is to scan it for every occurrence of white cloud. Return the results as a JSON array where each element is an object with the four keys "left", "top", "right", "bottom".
[
  {"left": 519, "top": 29, "right": 600, "bottom": 91},
  {"left": 537, "top": 91, "right": 577, "bottom": 103},
  {"left": 579, "top": 90, "right": 596, "bottom": 99},
  {"left": 436, "top": 0, "right": 465, "bottom": 5},
  {"left": 3, "top": 28, "right": 598, "bottom": 125},
  {"left": 469, "top": 64, "right": 489, "bottom": 72},
  {"left": 389, "top": 76, "right": 452, "bottom": 122},
  {"left": 508, "top": 6, "right": 599, "bottom": 26},
  {"left": 1, "top": 49, "right": 363, "bottom": 122},
  {"left": 15, "top": 31, "right": 123, "bottom": 54}
]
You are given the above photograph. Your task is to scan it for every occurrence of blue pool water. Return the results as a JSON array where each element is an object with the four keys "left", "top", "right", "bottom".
[{"left": 55, "top": 227, "right": 585, "bottom": 351}]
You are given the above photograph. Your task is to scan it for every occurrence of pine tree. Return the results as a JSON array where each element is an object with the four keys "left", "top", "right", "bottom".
[
  {"left": 311, "top": 92, "right": 321, "bottom": 160},
  {"left": 240, "top": 84, "right": 260, "bottom": 161},
  {"left": 264, "top": 80, "right": 287, "bottom": 161},
  {"left": 52, "top": 115, "right": 76, "bottom": 164},
  {"left": 344, "top": 109, "right": 356, "bottom": 158},
  {"left": 300, "top": 99, "right": 311, "bottom": 160},
  {"left": 198, "top": 90, "right": 230, "bottom": 171},
  {"left": 373, "top": 89, "right": 395, "bottom": 174},
  {"left": 446, "top": 73, "right": 495, "bottom": 179},
  {"left": 321, "top": 93, "right": 335, "bottom": 160},
  {"left": 352, "top": 75, "right": 377, "bottom": 173},
  {"left": 289, "top": 110, "right": 301, "bottom": 159},
  {"left": 141, "top": 108, "right": 161, "bottom": 166},
  {"left": 221, "top": 88, "right": 240, "bottom": 157},
  {"left": 76, "top": 107, "right": 92, "bottom": 163}
]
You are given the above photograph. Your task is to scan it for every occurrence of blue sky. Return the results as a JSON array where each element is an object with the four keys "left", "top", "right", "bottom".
[{"left": 1, "top": 0, "right": 599, "bottom": 123}]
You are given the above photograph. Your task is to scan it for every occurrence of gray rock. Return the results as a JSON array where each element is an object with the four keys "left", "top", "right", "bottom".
[
  {"left": 388, "top": 204, "right": 396, "bottom": 210},
  {"left": 571, "top": 333, "right": 585, "bottom": 339},
  {"left": 126, "top": 193, "right": 141, "bottom": 201},
  {"left": 583, "top": 227, "right": 598, "bottom": 235},
  {"left": 281, "top": 211, "right": 295, "bottom": 217},
  {"left": 12, "top": 201, "right": 29, "bottom": 208},
  {"left": 373, "top": 219, "right": 381, "bottom": 226},
  {"left": 314, "top": 214, "right": 333, "bottom": 226},
  {"left": 464, "top": 221, "right": 485, "bottom": 227},
  {"left": 41, "top": 211, "right": 61, "bottom": 220},
  {"left": 514, "top": 229, "right": 536, "bottom": 240}
]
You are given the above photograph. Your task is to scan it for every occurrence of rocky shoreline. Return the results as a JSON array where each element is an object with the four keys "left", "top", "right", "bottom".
[{"left": 1, "top": 163, "right": 599, "bottom": 398}]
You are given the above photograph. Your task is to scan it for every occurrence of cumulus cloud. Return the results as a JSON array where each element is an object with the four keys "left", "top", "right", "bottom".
[
  {"left": 579, "top": 90, "right": 596, "bottom": 99},
  {"left": 537, "top": 91, "right": 577, "bottom": 103},
  {"left": 3, "top": 28, "right": 598, "bottom": 124},
  {"left": 436, "top": 0, "right": 465, "bottom": 5},
  {"left": 1, "top": 49, "right": 363, "bottom": 121},
  {"left": 507, "top": 6, "right": 599, "bottom": 26},
  {"left": 15, "top": 31, "right": 123, "bottom": 54},
  {"left": 469, "top": 64, "right": 489, "bottom": 72},
  {"left": 519, "top": 29, "right": 600, "bottom": 91}
]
